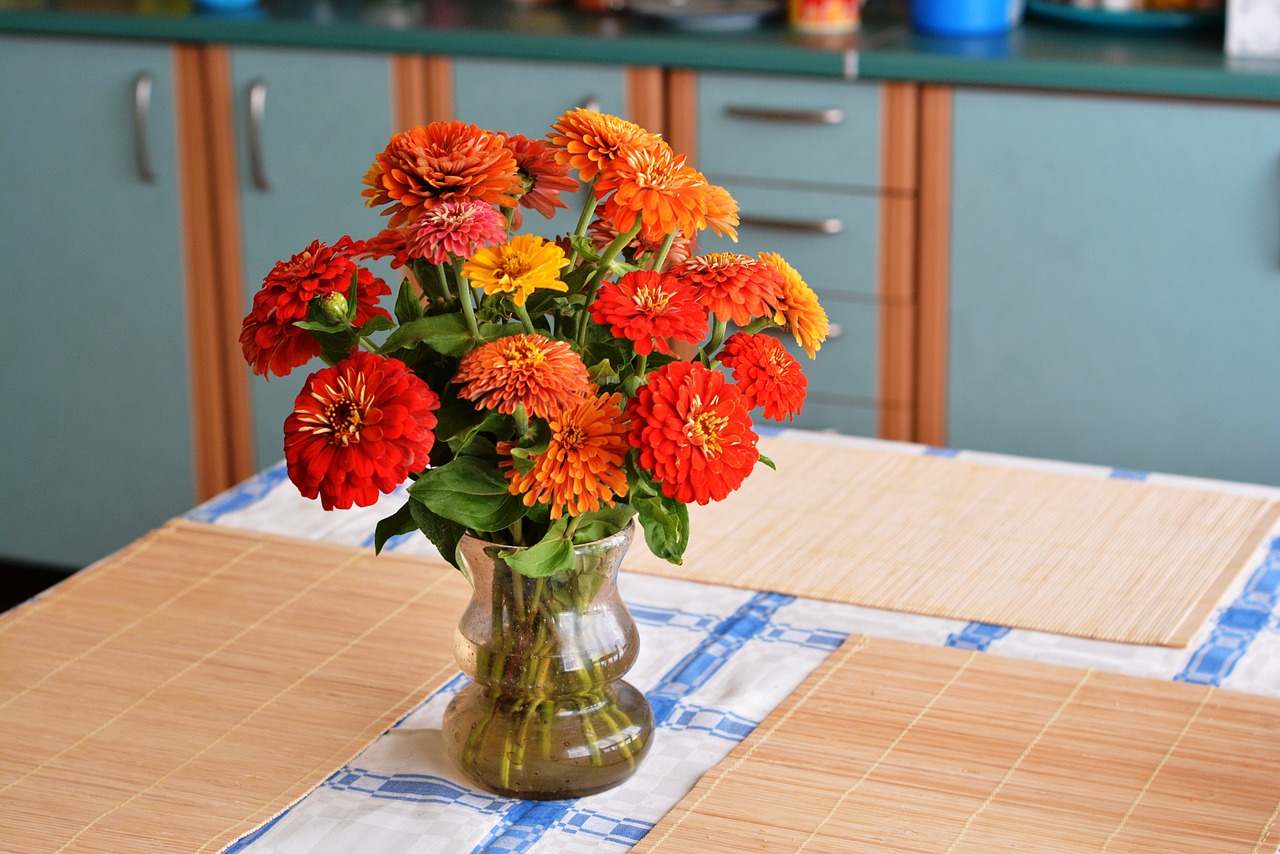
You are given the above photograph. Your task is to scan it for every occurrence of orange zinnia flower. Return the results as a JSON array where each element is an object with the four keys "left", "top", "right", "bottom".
[
  {"left": 547, "top": 108, "right": 653, "bottom": 182},
  {"left": 284, "top": 351, "right": 439, "bottom": 511},
  {"left": 362, "top": 121, "right": 522, "bottom": 228},
  {"left": 453, "top": 334, "right": 590, "bottom": 418},
  {"left": 626, "top": 361, "right": 758, "bottom": 505},
  {"left": 499, "top": 132, "right": 578, "bottom": 222},
  {"left": 463, "top": 233, "right": 569, "bottom": 307},
  {"left": 702, "top": 182, "right": 740, "bottom": 242},
  {"left": 758, "top": 252, "right": 829, "bottom": 359},
  {"left": 669, "top": 252, "right": 784, "bottom": 328},
  {"left": 240, "top": 237, "right": 391, "bottom": 378},
  {"left": 718, "top": 332, "right": 808, "bottom": 422},
  {"left": 589, "top": 270, "right": 708, "bottom": 357},
  {"left": 505, "top": 392, "right": 630, "bottom": 520},
  {"left": 596, "top": 140, "right": 713, "bottom": 244}
]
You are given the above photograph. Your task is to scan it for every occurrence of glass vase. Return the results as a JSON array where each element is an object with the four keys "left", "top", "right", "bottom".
[{"left": 442, "top": 521, "right": 653, "bottom": 799}]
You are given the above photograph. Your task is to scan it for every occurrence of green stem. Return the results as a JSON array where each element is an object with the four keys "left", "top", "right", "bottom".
[
  {"left": 514, "top": 302, "right": 537, "bottom": 335},
  {"left": 635, "top": 354, "right": 648, "bottom": 381},
  {"left": 445, "top": 263, "right": 481, "bottom": 339},
  {"left": 566, "top": 177, "right": 598, "bottom": 267},
  {"left": 703, "top": 318, "right": 728, "bottom": 360},
  {"left": 649, "top": 232, "right": 677, "bottom": 272},
  {"left": 576, "top": 218, "right": 643, "bottom": 345}
]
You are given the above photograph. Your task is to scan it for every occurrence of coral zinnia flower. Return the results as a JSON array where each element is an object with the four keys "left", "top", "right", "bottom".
[
  {"left": 363, "top": 225, "right": 412, "bottom": 270},
  {"left": 547, "top": 108, "right": 652, "bottom": 183},
  {"left": 596, "top": 140, "right": 713, "bottom": 244},
  {"left": 626, "top": 361, "right": 758, "bottom": 505},
  {"left": 454, "top": 334, "right": 590, "bottom": 418},
  {"left": 669, "top": 252, "right": 784, "bottom": 328},
  {"left": 758, "top": 252, "right": 829, "bottom": 359},
  {"left": 504, "top": 392, "right": 630, "bottom": 520},
  {"left": 284, "top": 351, "right": 439, "bottom": 511},
  {"left": 362, "top": 122, "right": 522, "bottom": 228},
  {"left": 499, "top": 132, "right": 578, "bottom": 221},
  {"left": 587, "top": 218, "right": 696, "bottom": 269},
  {"left": 463, "top": 233, "right": 569, "bottom": 306},
  {"left": 240, "top": 237, "right": 392, "bottom": 378},
  {"left": 718, "top": 332, "right": 808, "bottom": 422},
  {"left": 405, "top": 199, "right": 508, "bottom": 264},
  {"left": 589, "top": 270, "right": 708, "bottom": 356}
]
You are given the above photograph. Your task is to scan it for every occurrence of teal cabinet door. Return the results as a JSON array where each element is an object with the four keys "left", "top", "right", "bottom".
[
  {"left": 0, "top": 36, "right": 192, "bottom": 568},
  {"left": 231, "top": 47, "right": 396, "bottom": 472},
  {"left": 947, "top": 88, "right": 1280, "bottom": 485},
  {"left": 452, "top": 58, "right": 627, "bottom": 241}
]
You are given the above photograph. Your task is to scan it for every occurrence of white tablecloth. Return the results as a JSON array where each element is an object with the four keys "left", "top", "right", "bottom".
[{"left": 188, "top": 430, "right": 1280, "bottom": 854}]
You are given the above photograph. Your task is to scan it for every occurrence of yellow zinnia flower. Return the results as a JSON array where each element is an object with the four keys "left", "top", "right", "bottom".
[
  {"left": 462, "top": 233, "right": 569, "bottom": 306},
  {"left": 758, "top": 251, "right": 829, "bottom": 359}
]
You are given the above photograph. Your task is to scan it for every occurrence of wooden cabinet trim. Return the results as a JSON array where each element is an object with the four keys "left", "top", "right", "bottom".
[
  {"left": 914, "top": 84, "right": 952, "bottom": 447},
  {"left": 626, "top": 66, "right": 665, "bottom": 136},
  {"left": 878, "top": 81, "right": 919, "bottom": 442},
  {"left": 174, "top": 44, "right": 255, "bottom": 500},
  {"left": 664, "top": 69, "right": 698, "bottom": 167}
]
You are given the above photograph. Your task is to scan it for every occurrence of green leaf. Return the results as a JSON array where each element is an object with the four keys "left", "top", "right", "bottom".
[
  {"left": 358, "top": 315, "right": 396, "bottom": 337},
  {"left": 758, "top": 452, "right": 777, "bottom": 471},
  {"left": 380, "top": 312, "right": 474, "bottom": 358},
  {"left": 345, "top": 267, "right": 359, "bottom": 322},
  {"left": 373, "top": 500, "right": 417, "bottom": 554},
  {"left": 394, "top": 279, "right": 425, "bottom": 324},
  {"left": 506, "top": 518, "right": 575, "bottom": 578},
  {"left": 409, "top": 497, "right": 468, "bottom": 574},
  {"left": 408, "top": 455, "right": 527, "bottom": 533},
  {"left": 293, "top": 319, "right": 346, "bottom": 334},
  {"left": 634, "top": 493, "right": 689, "bottom": 565},
  {"left": 571, "top": 503, "right": 635, "bottom": 544}
]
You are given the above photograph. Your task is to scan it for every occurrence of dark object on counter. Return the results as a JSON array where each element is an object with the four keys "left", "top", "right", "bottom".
[
  {"left": 1024, "top": 0, "right": 1224, "bottom": 30},
  {"left": 577, "top": 0, "right": 627, "bottom": 10},
  {"left": 628, "top": 0, "right": 782, "bottom": 30}
]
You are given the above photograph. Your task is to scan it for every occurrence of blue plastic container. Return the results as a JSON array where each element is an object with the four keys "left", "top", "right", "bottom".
[{"left": 910, "top": 0, "right": 1023, "bottom": 35}]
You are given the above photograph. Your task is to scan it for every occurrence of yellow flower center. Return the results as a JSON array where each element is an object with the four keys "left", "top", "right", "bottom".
[
  {"left": 683, "top": 397, "right": 727, "bottom": 456},
  {"left": 559, "top": 424, "right": 587, "bottom": 450},
  {"left": 504, "top": 340, "right": 548, "bottom": 371},
  {"left": 498, "top": 248, "right": 536, "bottom": 284},
  {"left": 633, "top": 284, "right": 672, "bottom": 314},
  {"left": 308, "top": 376, "right": 372, "bottom": 447}
]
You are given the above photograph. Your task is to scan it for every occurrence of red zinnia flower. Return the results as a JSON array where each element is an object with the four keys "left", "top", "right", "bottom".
[
  {"left": 453, "top": 334, "right": 590, "bottom": 418},
  {"left": 362, "top": 122, "right": 522, "bottom": 228},
  {"left": 589, "top": 270, "right": 708, "bottom": 356},
  {"left": 626, "top": 361, "right": 758, "bottom": 505},
  {"left": 718, "top": 332, "right": 807, "bottom": 422},
  {"left": 240, "top": 237, "right": 392, "bottom": 378},
  {"left": 363, "top": 226, "right": 412, "bottom": 270},
  {"left": 405, "top": 199, "right": 508, "bottom": 264},
  {"left": 669, "top": 252, "right": 784, "bottom": 328},
  {"left": 284, "top": 351, "right": 439, "bottom": 511},
  {"left": 499, "top": 132, "right": 578, "bottom": 222}
]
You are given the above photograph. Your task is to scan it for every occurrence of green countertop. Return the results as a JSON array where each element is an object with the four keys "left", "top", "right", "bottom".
[{"left": 4, "top": 0, "right": 1280, "bottom": 102}]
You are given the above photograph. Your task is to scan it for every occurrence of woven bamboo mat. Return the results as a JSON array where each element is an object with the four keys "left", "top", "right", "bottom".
[
  {"left": 626, "top": 436, "right": 1280, "bottom": 647},
  {"left": 636, "top": 634, "right": 1280, "bottom": 854},
  {"left": 0, "top": 520, "right": 470, "bottom": 854}
]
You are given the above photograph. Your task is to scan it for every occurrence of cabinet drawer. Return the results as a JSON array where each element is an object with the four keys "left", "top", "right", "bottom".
[
  {"left": 698, "top": 181, "right": 880, "bottom": 301},
  {"left": 453, "top": 58, "right": 627, "bottom": 140},
  {"left": 789, "top": 398, "right": 877, "bottom": 436},
  {"left": 697, "top": 72, "right": 881, "bottom": 189},
  {"left": 794, "top": 294, "right": 878, "bottom": 403}
]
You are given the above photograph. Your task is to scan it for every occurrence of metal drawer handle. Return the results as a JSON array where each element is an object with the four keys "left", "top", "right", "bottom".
[
  {"left": 764, "top": 322, "right": 845, "bottom": 340},
  {"left": 133, "top": 73, "right": 156, "bottom": 183},
  {"left": 581, "top": 96, "right": 601, "bottom": 113},
  {"left": 725, "top": 105, "right": 845, "bottom": 125},
  {"left": 739, "top": 214, "right": 845, "bottom": 235},
  {"left": 247, "top": 78, "right": 270, "bottom": 190}
]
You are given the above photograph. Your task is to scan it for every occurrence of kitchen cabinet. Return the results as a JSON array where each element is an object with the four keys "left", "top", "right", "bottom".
[
  {"left": 229, "top": 46, "right": 399, "bottom": 473},
  {"left": 942, "top": 87, "right": 1280, "bottom": 485},
  {"left": 0, "top": 35, "right": 193, "bottom": 568},
  {"left": 689, "top": 72, "right": 916, "bottom": 439}
]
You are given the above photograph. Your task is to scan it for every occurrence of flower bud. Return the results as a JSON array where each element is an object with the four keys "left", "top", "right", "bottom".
[{"left": 319, "top": 291, "right": 349, "bottom": 322}]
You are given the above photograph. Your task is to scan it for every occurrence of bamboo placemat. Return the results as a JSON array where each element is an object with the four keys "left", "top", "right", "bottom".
[
  {"left": 626, "top": 436, "right": 1280, "bottom": 647},
  {"left": 636, "top": 634, "right": 1280, "bottom": 854},
  {"left": 0, "top": 520, "right": 470, "bottom": 854}
]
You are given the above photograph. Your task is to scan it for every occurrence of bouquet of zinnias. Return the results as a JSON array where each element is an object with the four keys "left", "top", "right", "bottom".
[{"left": 240, "top": 109, "right": 828, "bottom": 573}]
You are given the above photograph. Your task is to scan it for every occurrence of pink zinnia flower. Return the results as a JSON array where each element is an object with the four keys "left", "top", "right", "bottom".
[{"left": 405, "top": 200, "right": 508, "bottom": 264}]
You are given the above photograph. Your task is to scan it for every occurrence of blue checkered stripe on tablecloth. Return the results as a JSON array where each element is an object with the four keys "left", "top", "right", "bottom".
[{"left": 226, "top": 572, "right": 860, "bottom": 854}]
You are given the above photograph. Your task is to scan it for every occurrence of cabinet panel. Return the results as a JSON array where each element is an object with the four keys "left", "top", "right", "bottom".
[
  {"left": 697, "top": 72, "right": 882, "bottom": 190},
  {"left": 947, "top": 88, "right": 1280, "bottom": 485},
  {"left": 452, "top": 58, "right": 627, "bottom": 241},
  {"left": 230, "top": 47, "right": 396, "bottom": 472},
  {"left": 0, "top": 36, "right": 192, "bottom": 567}
]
